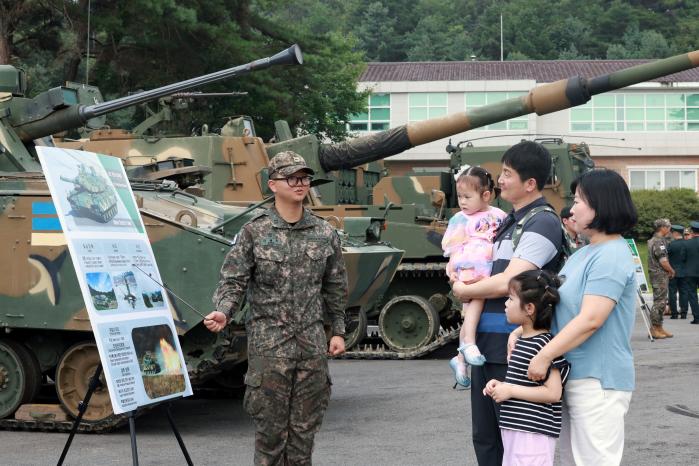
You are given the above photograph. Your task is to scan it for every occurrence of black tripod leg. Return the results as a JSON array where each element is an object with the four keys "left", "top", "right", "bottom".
[
  {"left": 166, "top": 403, "right": 194, "bottom": 466},
  {"left": 57, "top": 364, "right": 103, "bottom": 466},
  {"left": 128, "top": 410, "right": 139, "bottom": 466}
]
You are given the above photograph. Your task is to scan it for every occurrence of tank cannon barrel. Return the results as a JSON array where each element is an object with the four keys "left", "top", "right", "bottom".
[
  {"left": 14, "top": 44, "right": 303, "bottom": 142},
  {"left": 319, "top": 49, "right": 699, "bottom": 171},
  {"left": 168, "top": 91, "right": 248, "bottom": 98}
]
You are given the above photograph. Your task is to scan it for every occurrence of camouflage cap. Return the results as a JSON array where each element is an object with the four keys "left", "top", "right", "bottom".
[
  {"left": 671, "top": 224, "right": 685, "bottom": 233},
  {"left": 268, "top": 151, "right": 314, "bottom": 177},
  {"left": 653, "top": 218, "right": 671, "bottom": 230}
]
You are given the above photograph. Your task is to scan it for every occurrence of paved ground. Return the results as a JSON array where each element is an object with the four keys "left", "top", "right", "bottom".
[{"left": 0, "top": 314, "right": 697, "bottom": 465}]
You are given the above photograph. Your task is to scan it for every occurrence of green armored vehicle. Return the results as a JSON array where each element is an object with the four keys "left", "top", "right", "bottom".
[
  {"left": 0, "top": 45, "right": 403, "bottom": 431},
  {"left": 59, "top": 49, "right": 699, "bottom": 356},
  {"left": 60, "top": 162, "right": 118, "bottom": 223}
]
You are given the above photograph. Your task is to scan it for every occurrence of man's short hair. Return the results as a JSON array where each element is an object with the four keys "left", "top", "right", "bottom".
[
  {"left": 570, "top": 169, "right": 637, "bottom": 234},
  {"left": 560, "top": 206, "right": 572, "bottom": 219},
  {"left": 501, "top": 141, "right": 552, "bottom": 191}
]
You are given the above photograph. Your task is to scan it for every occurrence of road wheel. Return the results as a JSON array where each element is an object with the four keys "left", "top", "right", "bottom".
[
  {"left": 378, "top": 295, "right": 440, "bottom": 352},
  {"left": 344, "top": 308, "right": 368, "bottom": 350},
  {"left": 0, "top": 339, "right": 41, "bottom": 419},
  {"left": 56, "top": 342, "right": 113, "bottom": 422}
]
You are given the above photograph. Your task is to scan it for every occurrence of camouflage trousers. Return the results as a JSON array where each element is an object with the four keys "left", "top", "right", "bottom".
[
  {"left": 243, "top": 354, "right": 331, "bottom": 466},
  {"left": 649, "top": 272, "right": 669, "bottom": 325}
]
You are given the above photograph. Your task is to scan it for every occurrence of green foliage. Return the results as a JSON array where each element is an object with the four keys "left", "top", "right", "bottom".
[
  {"left": 5, "top": 0, "right": 699, "bottom": 142},
  {"left": 4, "top": 0, "right": 368, "bottom": 141},
  {"left": 606, "top": 24, "right": 671, "bottom": 59},
  {"left": 353, "top": 2, "right": 397, "bottom": 62},
  {"left": 630, "top": 189, "right": 699, "bottom": 240}
]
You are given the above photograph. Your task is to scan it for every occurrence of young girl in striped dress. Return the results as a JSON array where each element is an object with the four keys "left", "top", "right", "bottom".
[{"left": 483, "top": 270, "right": 570, "bottom": 466}]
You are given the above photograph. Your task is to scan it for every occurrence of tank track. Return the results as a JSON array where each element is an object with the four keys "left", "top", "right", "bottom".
[
  {"left": 341, "top": 261, "right": 461, "bottom": 360},
  {"left": 339, "top": 324, "right": 460, "bottom": 360},
  {"left": 0, "top": 333, "right": 239, "bottom": 433},
  {"left": 0, "top": 412, "right": 130, "bottom": 433}
]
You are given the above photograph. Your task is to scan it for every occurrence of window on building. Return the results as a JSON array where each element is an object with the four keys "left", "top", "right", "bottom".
[
  {"left": 628, "top": 168, "right": 697, "bottom": 191},
  {"left": 571, "top": 92, "right": 699, "bottom": 132},
  {"left": 409, "top": 93, "right": 447, "bottom": 121},
  {"left": 348, "top": 93, "right": 391, "bottom": 132},
  {"left": 464, "top": 92, "right": 528, "bottom": 130}
]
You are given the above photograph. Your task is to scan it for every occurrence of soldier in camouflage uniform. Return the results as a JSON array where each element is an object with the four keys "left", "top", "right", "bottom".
[
  {"left": 205, "top": 151, "right": 348, "bottom": 465},
  {"left": 647, "top": 218, "right": 674, "bottom": 339}
]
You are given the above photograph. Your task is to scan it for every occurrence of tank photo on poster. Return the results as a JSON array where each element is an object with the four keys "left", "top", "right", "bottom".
[
  {"left": 132, "top": 324, "right": 186, "bottom": 399},
  {"left": 85, "top": 272, "right": 118, "bottom": 311},
  {"left": 44, "top": 148, "right": 142, "bottom": 233}
]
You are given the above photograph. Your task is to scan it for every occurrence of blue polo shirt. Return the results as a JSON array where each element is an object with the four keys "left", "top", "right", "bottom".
[
  {"left": 478, "top": 197, "right": 562, "bottom": 364},
  {"left": 552, "top": 238, "right": 636, "bottom": 391}
]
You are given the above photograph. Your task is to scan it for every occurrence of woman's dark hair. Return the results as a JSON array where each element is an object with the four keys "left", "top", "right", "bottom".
[
  {"left": 500, "top": 141, "right": 552, "bottom": 191},
  {"left": 570, "top": 168, "right": 638, "bottom": 234},
  {"left": 509, "top": 270, "right": 562, "bottom": 331},
  {"left": 456, "top": 166, "right": 500, "bottom": 198}
]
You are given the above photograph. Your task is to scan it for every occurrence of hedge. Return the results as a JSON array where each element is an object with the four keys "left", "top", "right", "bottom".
[{"left": 630, "top": 189, "right": 699, "bottom": 240}]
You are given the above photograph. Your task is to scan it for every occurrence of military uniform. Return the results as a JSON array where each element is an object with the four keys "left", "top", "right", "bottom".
[
  {"left": 647, "top": 232, "right": 670, "bottom": 326},
  {"left": 667, "top": 225, "right": 688, "bottom": 319},
  {"left": 684, "top": 221, "right": 699, "bottom": 323},
  {"left": 213, "top": 205, "right": 347, "bottom": 465}
]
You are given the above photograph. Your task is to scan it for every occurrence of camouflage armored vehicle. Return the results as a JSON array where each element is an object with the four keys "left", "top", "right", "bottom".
[
  {"left": 60, "top": 162, "right": 118, "bottom": 223},
  {"left": 58, "top": 49, "right": 699, "bottom": 356},
  {"left": 0, "top": 45, "right": 403, "bottom": 431}
]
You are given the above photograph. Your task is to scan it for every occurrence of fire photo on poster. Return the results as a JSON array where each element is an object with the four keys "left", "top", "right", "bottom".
[{"left": 132, "top": 324, "right": 186, "bottom": 399}]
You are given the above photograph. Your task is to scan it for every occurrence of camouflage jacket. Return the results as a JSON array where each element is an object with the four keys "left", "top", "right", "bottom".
[
  {"left": 213, "top": 205, "right": 348, "bottom": 359},
  {"left": 647, "top": 234, "right": 669, "bottom": 275}
]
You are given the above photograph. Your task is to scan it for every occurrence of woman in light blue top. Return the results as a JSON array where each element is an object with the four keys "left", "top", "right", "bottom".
[{"left": 520, "top": 168, "right": 638, "bottom": 466}]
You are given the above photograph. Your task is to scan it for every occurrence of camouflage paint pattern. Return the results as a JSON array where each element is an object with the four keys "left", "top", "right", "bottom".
[{"left": 52, "top": 48, "right": 699, "bottom": 355}]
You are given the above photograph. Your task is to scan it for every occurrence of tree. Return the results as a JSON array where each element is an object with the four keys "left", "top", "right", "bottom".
[
  {"left": 606, "top": 23, "right": 671, "bottom": 59},
  {"left": 406, "top": 15, "right": 473, "bottom": 61},
  {"left": 352, "top": 2, "right": 397, "bottom": 62},
  {"left": 630, "top": 189, "right": 699, "bottom": 240},
  {"left": 4, "top": 0, "right": 369, "bottom": 141}
]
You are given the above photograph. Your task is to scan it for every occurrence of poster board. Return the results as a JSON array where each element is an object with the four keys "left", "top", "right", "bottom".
[
  {"left": 37, "top": 147, "right": 192, "bottom": 414},
  {"left": 625, "top": 238, "right": 649, "bottom": 292}
]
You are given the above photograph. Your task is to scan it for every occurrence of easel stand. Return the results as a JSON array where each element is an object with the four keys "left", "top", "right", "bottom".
[
  {"left": 57, "top": 364, "right": 194, "bottom": 466},
  {"left": 636, "top": 288, "right": 655, "bottom": 342}
]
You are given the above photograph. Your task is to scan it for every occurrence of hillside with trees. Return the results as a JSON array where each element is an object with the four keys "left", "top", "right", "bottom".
[{"left": 2, "top": 0, "right": 698, "bottom": 140}]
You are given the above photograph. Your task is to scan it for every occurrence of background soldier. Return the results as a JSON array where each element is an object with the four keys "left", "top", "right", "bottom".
[
  {"left": 560, "top": 206, "right": 589, "bottom": 250},
  {"left": 667, "top": 224, "right": 688, "bottom": 319},
  {"left": 205, "top": 151, "right": 348, "bottom": 465},
  {"left": 647, "top": 218, "right": 674, "bottom": 338},
  {"left": 684, "top": 221, "right": 699, "bottom": 324}
]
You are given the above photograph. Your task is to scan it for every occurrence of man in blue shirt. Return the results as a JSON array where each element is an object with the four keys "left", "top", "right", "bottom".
[{"left": 452, "top": 141, "right": 564, "bottom": 466}]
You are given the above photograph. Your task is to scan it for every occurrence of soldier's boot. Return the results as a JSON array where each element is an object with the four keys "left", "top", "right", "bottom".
[
  {"left": 659, "top": 325, "right": 674, "bottom": 338},
  {"left": 650, "top": 325, "right": 667, "bottom": 339}
]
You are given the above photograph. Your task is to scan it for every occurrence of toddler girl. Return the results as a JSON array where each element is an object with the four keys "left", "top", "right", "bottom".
[{"left": 442, "top": 166, "right": 506, "bottom": 387}]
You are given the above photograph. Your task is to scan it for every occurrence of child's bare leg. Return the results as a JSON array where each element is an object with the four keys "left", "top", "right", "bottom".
[
  {"left": 449, "top": 302, "right": 471, "bottom": 388},
  {"left": 460, "top": 298, "right": 486, "bottom": 365}
]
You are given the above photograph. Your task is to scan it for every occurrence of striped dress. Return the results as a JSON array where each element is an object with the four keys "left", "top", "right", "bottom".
[{"left": 498, "top": 333, "right": 570, "bottom": 438}]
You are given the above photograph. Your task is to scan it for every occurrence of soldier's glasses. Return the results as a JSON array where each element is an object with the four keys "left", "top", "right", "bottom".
[{"left": 272, "top": 175, "right": 313, "bottom": 187}]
